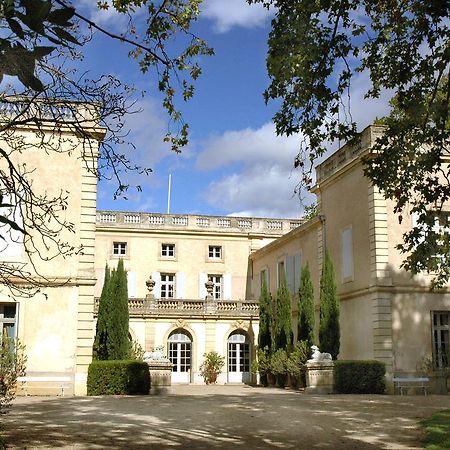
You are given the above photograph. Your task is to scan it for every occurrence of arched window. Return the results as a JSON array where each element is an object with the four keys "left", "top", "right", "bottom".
[
  {"left": 227, "top": 330, "right": 251, "bottom": 383},
  {"left": 168, "top": 329, "right": 192, "bottom": 383}
]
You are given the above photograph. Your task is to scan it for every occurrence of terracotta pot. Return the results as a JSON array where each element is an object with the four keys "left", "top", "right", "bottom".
[{"left": 267, "top": 372, "right": 276, "bottom": 386}]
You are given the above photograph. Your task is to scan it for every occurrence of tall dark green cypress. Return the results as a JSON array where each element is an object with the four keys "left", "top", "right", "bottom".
[
  {"left": 274, "top": 273, "right": 293, "bottom": 350},
  {"left": 319, "top": 251, "right": 340, "bottom": 359},
  {"left": 92, "top": 265, "right": 111, "bottom": 360},
  {"left": 107, "top": 259, "right": 131, "bottom": 360},
  {"left": 258, "top": 275, "right": 272, "bottom": 350},
  {"left": 298, "top": 263, "right": 315, "bottom": 349}
]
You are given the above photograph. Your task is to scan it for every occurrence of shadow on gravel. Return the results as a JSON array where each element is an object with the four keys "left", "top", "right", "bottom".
[{"left": 3, "top": 389, "right": 449, "bottom": 449}]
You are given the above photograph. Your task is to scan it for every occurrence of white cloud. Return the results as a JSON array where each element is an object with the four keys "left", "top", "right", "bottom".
[
  {"left": 205, "top": 165, "right": 304, "bottom": 218},
  {"left": 78, "top": 1, "right": 131, "bottom": 30},
  {"left": 196, "top": 122, "right": 307, "bottom": 217},
  {"left": 202, "top": 0, "right": 273, "bottom": 33},
  {"left": 196, "top": 122, "right": 296, "bottom": 170}
]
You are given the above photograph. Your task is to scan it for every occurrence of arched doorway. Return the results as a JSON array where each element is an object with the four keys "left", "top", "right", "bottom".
[
  {"left": 168, "top": 329, "right": 192, "bottom": 383},
  {"left": 227, "top": 330, "right": 251, "bottom": 383}
]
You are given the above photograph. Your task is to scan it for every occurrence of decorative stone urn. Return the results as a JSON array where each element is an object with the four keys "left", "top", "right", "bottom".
[{"left": 305, "top": 345, "right": 335, "bottom": 394}]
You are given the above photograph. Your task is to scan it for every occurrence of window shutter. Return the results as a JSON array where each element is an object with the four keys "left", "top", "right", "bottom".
[
  {"left": 127, "top": 271, "right": 136, "bottom": 298},
  {"left": 286, "top": 255, "right": 295, "bottom": 293},
  {"left": 223, "top": 273, "right": 232, "bottom": 300},
  {"left": 176, "top": 272, "right": 185, "bottom": 299},
  {"left": 341, "top": 227, "right": 354, "bottom": 280},
  {"left": 294, "top": 254, "right": 302, "bottom": 293},
  {"left": 152, "top": 271, "right": 161, "bottom": 298},
  {"left": 199, "top": 272, "right": 208, "bottom": 299}
]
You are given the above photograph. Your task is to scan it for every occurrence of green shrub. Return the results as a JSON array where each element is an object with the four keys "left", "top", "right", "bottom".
[
  {"left": 334, "top": 360, "right": 386, "bottom": 394},
  {"left": 286, "top": 341, "right": 309, "bottom": 378},
  {"left": 87, "top": 360, "right": 150, "bottom": 395},
  {"left": 270, "top": 348, "right": 288, "bottom": 375}
]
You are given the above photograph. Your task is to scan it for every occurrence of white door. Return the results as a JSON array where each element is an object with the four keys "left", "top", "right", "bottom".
[
  {"left": 168, "top": 331, "right": 192, "bottom": 383},
  {"left": 227, "top": 331, "right": 251, "bottom": 384}
]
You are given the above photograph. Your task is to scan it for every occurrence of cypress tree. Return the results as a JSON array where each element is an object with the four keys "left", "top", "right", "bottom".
[
  {"left": 274, "top": 273, "right": 293, "bottom": 350},
  {"left": 92, "top": 265, "right": 111, "bottom": 360},
  {"left": 298, "top": 263, "right": 315, "bottom": 349},
  {"left": 319, "top": 251, "right": 340, "bottom": 359},
  {"left": 258, "top": 275, "right": 272, "bottom": 350},
  {"left": 107, "top": 259, "right": 131, "bottom": 360}
]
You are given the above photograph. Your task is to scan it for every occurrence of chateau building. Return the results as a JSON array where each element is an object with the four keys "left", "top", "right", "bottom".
[
  {"left": 1, "top": 100, "right": 449, "bottom": 395},
  {"left": 94, "top": 211, "right": 300, "bottom": 385}
]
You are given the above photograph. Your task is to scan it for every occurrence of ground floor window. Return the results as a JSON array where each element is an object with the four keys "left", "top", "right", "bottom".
[
  {"left": 228, "top": 331, "right": 250, "bottom": 383},
  {"left": 168, "top": 330, "right": 192, "bottom": 383},
  {"left": 0, "top": 303, "right": 17, "bottom": 340},
  {"left": 432, "top": 311, "right": 449, "bottom": 368}
]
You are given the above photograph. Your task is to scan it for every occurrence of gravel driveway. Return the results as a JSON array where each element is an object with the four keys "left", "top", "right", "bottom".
[{"left": 3, "top": 385, "right": 450, "bottom": 449}]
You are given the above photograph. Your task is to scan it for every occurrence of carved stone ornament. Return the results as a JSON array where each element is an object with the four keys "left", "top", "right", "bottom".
[
  {"left": 174, "top": 318, "right": 187, "bottom": 329},
  {"left": 205, "top": 278, "right": 214, "bottom": 295},
  {"left": 232, "top": 320, "right": 247, "bottom": 331},
  {"left": 146, "top": 275, "right": 156, "bottom": 294}
]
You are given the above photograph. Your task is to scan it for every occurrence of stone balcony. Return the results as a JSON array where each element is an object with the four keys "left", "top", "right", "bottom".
[
  {"left": 96, "top": 210, "right": 302, "bottom": 235},
  {"left": 94, "top": 297, "right": 259, "bottom": 319}
]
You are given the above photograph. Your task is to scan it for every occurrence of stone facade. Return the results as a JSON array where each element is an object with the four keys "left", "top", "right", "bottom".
[{"left": 250, "top": 125, "right": 450, "bottom": 393}]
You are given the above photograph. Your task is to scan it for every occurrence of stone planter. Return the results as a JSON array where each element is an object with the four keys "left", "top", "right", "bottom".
[
  {"left": 146, "top": 360, "right": 173, "bottom": 395},
  {"left": 305, "top": 361, "right": 334, "bottom": 394}
]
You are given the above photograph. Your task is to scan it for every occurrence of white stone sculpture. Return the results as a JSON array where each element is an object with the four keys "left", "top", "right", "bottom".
[
  {"left": 143, "top": 345, "right": 166, "bottom": 361},
  {"left": 308, "top": 345, "right": 332, "bottom": 363}
]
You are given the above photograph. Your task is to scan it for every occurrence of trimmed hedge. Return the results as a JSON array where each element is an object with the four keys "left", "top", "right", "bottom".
[
  {"left": 87, "top": 360, "right": 150, "bottom": 395},
  {"left": 334, "top": 360, "right": 386, "bottom": 394}
]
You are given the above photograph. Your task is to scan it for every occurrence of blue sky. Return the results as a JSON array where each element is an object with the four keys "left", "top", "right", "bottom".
[{"left": 78, "top": 1, "right": 391, "bottom": 218}]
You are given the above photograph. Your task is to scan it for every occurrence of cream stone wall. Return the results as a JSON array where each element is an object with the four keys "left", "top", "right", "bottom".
[{"left": 1, "top": 102, "right": 104, "bottom": 396}]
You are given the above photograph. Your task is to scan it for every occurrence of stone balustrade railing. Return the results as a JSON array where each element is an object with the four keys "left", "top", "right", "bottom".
[
  {"left": 0, "top": 97, "right": 100, "bottom": 126},
  {"left": 95, "top": 297, "right": 259, "bottom": 318},
  {"left": 316, "top": 125, "right": 385, "bottom": 183},
  {"left": 96, "top": 210, "right": 302, "bottom": 234}
]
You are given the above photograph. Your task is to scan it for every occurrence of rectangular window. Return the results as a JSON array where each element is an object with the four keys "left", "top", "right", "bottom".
[
  {"left": 432, "top": 311, "right": 450, "bottom": 368},
  {"left": 209, "top": 275, "right": 222, "bottom": 300},
  {"left": 161, "top": 243, "right": 175, "bottom": 258},
  {"left": 277, "top": 260, "right": 285, "bottom": 287},
  {"left": 161, "top": 273, "right": 175, "bottom": 299},
  {"left": 113, "top": 242, "right": 127, "bottom": 256},
  {"left": 0, "top": 303, "right": 17, "bottom": 340},
  {"left": 341, "top": 226, "right": 354, "bottom": 281},
  {"left": 208, "top": 245, "right": 222, "bottom": 259}
]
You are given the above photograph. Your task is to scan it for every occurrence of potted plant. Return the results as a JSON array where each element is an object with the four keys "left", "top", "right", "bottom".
[
  {"left": 286, "top": 341, "right": 309, "bottom": 388},
  {"left": 251, "top": 347, "right": 271, "bottom": 386},
  {"left": 270, "top": 348, "right": 288, "bottom": 387},
  {"left": 200, "top": 351, "right": 225, "bottom": 384}
]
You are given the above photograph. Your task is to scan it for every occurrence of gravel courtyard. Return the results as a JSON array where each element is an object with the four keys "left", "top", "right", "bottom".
[{"left": 3, "top": 385, "right": 450, "bottom": 449}]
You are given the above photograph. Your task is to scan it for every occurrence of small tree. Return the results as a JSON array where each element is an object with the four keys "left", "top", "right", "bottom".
[
  {"left": 92, "top": 260, "right": 131, "bottom": 361},
  {"left": 274, "top": 273, "right": 293, "bottom": 351},
  {"left": 319, "top": 251, "right": 340, "bottom": 359},
  {"left": 258, "top": 275, "right": 272, "bottom": 351},
  {"left": 107, "top": 259, "right": 131, "bottom": 360},
  {"left": 298, "top": 263, "right": 315, "bottom": 350},
  {"left": 0, "top": 334, "right": 26, "bottom": 416},
  {"left": 93, "top": 265, "right": 111, "bottom": 360}
]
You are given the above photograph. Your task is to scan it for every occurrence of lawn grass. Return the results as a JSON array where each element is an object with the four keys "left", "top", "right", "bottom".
[{"left": 422, "top": 409, "right": 450, "bottom": 449}]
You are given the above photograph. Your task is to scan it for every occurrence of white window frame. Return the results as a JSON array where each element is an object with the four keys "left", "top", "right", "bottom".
[
  {"left": 432, "top": 310, "right": 450, "bottom": 369},
  {"left": 112, "top": 241, "right": 127, "bottom": 256},
  {"left": 208, "top": 274, "right": 223, "bottom": 300},
  {"left": 161, "top": 243, "right": 175, "bottom": 258},
  {"left": 208, "top": 245, "right": 222, "bottom": 259},
  {"left": 277, "top": 258, "right": 286, "bottom": 288},
  {"left": 160, "top": 273, "right": 175, "bottom": 299},
  {"left": 0, "top": 303, "right": 17, "bottom": 340}
]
